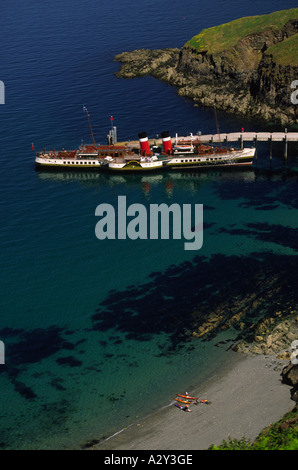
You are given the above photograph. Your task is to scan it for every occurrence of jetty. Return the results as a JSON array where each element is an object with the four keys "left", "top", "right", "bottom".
[
  {"left": 180, "top": 131, "right": 298, "bottom": 143},
  {"left": 177, "top": 131, "right": 298, "bottom": 159}
]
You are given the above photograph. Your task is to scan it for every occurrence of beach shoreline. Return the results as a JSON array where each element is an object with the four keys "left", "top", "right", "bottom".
[{"left": 92, "top": 352, "right": 294, "bottom": 450}]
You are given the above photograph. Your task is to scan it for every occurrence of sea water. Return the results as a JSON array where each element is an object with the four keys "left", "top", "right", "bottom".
[{"left": 0, "top": 0, "right": 297, "bottom": 449}]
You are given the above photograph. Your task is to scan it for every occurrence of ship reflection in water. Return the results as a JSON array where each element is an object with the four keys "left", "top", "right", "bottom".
[{"left": 35, "top": 167, "right": 257, "bottom": 200}]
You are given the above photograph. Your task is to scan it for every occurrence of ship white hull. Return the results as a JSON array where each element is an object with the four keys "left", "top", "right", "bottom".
[
  {"left": 35, "top": 156, "right": 102, "bottom": 169},
  {"left": 166, "top": 148, "right": 255, "bottom": 169}
]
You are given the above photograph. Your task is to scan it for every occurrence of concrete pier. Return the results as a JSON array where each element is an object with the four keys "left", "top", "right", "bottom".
[
  {"left": 177, "top": 131, "right": 298, "bottom": 160},
  {"left": 178, "top": 131, "right": 298, "bottom": 144}
]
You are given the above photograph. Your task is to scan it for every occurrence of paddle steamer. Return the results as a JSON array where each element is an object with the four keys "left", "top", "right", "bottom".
[{"left": 35, "top": 108, "right": 255, "bottom": 172}]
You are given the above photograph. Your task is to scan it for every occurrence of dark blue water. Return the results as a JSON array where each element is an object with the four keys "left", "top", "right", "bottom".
[{"left": 0, "top": 0, "right": 297, "bottom": 450}]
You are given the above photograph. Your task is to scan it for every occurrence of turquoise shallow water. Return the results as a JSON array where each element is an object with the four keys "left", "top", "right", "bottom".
[
  {"left": 0, "top": 0, "right": 298, "bottom": 450},
  {"left": 1, "top": 168, "right": 298, "bottom": 449}
]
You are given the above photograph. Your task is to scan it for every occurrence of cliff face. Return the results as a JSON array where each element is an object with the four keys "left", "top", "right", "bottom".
[{"left": 114, "top": 19, "right": 298, "bottom": 126}]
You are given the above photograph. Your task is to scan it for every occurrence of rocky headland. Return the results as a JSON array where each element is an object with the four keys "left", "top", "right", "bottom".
[
  {"left": 114, "top": 8, "right": 298, "bottom": 126},
  {"left": 179, "top": 260, "right": 298, "bottom": 403},
  {"left": 188, "top": 280, "right": 298, "bottom": 401}
]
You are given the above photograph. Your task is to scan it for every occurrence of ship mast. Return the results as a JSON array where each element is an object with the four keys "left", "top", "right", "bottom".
[
  {"left": 83, "top": 105, "right": 96, "bottom": 145},
  {"left": 213, "top": 103, "right": 222, "bottom": 149}
]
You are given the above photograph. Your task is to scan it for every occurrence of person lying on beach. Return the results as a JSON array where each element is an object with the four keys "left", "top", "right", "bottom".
[{"left": 175, "top": 403, "right": 191, "bottom": 411}]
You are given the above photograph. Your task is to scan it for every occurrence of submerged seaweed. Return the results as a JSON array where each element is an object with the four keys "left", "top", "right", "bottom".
[
  {"left": 0, "top": 326, "right": 81, "bottom": 399},
  {"left": 90, "top": 251, "right": 298, "bottom": 353}
]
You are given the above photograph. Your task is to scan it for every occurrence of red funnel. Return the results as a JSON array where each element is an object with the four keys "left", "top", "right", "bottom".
[
  {"left": 161, "top": 131, "right": 173, "bottom": 154},
  {"left": 138, "top": 132, "right": 151, "bottom": 155}
]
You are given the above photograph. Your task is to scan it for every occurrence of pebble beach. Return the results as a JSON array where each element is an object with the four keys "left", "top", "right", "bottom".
[{"left": 94, "top": 353, "right": 294, "bottom": 450}]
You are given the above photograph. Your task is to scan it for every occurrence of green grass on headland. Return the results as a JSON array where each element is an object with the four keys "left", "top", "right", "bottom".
[
  {"left": 265, "top": 34, "right": 298, "bottom": 66},
  {"left": 209, "top": 405, "right": 298, "bottom": 450},
  {"left": 185, "top": 8, "right": 298, "bottom": 56}
]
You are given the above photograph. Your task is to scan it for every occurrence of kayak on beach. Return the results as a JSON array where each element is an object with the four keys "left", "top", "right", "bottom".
[
  {"left": 175, "top": 398, "right": 193, "bottom": 404},
  {"left": 176, "top": 394, "right": 197, "bottom": 400}
]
